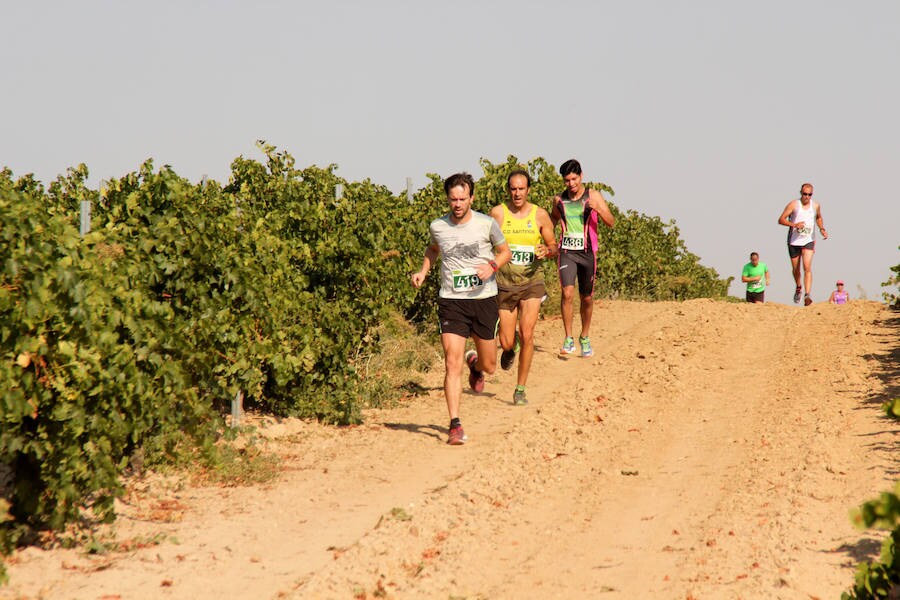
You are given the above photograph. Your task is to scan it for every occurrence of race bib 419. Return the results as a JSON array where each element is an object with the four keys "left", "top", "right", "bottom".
[{"left": 452, "top": 269, "right": 484, "bottom": 292}]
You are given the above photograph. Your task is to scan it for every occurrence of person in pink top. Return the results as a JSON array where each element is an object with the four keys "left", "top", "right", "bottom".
[{"left": 829, "top": 280, "right": 850, "bottom": 304}]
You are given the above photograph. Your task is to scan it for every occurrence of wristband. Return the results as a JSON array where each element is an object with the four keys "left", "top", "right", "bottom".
[{"left": 489, "top": 260, "right": 498, "bottom": 272}]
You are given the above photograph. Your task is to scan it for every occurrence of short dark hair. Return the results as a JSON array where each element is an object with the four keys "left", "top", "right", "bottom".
[
  {"left": 559, "top": 159, "right": 582, "bottom": 177},
  {"left": 750, "top": 252, "right": 759, "bottom": 259},
  {"left": 507, "top": 169, "right": 531, "bottom": 188},
  {"left": 444, "top": 172, "right": 475, "bottom": 196}
]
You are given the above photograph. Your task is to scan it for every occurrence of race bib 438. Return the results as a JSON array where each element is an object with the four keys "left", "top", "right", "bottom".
[{"left": 560, "top": 232, "right": 585, "bottom": 251}]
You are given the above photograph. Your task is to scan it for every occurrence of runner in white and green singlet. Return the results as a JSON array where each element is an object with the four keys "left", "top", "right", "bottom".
[{"left": 550, "top": 159, "right": 615, "bottom": 358}]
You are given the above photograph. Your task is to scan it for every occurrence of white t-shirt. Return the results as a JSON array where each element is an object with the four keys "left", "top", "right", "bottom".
[{"left": 429, "top": 210, "right": 506, "bottom": 299}]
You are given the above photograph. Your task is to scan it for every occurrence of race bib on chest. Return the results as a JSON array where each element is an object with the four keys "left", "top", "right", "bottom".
[
  {"left": 509, "top": 244, "right": 536, "bottom": 266},
  {"left": 798, "top": 225, "right": 812, "bottom": 237},
  {"left": 560, "top": 232, "right": 585, "bottom": 251},
  {"left": 452, "top": 268, "right": 484, "bottom": 292}
]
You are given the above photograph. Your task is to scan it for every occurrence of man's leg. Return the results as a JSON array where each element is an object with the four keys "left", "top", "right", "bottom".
[
  {"left": 577, "top": 253, "right": 597, "bottom": 347},
  {"left": 498, "top": 304, "right": 519, "bottom": 371},
  {"left": 789, "top": 250, "right": 802, "bottom": 303},
  {"left": 516, "top": 297, "right": 542, "bottom": 387},
  {"left": 497, "top": 307, "right": 518, "bottom": 352},
  {"left": 790, "top": 254, "right": 802, "bottom": 288},
  {"left": 801, "top": 247, "right": 815, "bottom": 298},
  {"left": 471, "top": 333, "right": 498, "bottom": 376},
  {"left": 558, "top": 254, "right": 578, "bottom": 353},
  {"left": 440, "top": 332, "right": 467, "bottom": 420},
  {"left": 579, "top": 294, "right": 594, "bottom": 339},
  {"left": 560, "top": 285, "right": 575, "bottom": 339}
]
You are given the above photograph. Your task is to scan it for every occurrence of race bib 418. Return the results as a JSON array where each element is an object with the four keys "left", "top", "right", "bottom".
[{"left": 509, "top": 244, "right": 536, "bottom": 266}]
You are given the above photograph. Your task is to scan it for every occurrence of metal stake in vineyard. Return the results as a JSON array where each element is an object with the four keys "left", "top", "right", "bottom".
[
  {"left": 79, "top": 198, "right": 91, "bottom": 236},
  {"left": 232, "top": 390, "right": 244, "bottom": 427}
]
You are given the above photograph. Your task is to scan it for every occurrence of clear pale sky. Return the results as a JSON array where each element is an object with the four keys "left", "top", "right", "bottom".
[{"left": 3, "top": 1, "right": 898, "bottom": 304}]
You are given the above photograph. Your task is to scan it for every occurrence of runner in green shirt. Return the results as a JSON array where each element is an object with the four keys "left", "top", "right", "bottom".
[{"left": 741, "top": 252, "right": 770, "bottom": 303}]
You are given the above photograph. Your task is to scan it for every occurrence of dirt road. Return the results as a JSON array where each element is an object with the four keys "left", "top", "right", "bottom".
[{"left": 3, "top": 299, "right": 898, "bottom": 600}]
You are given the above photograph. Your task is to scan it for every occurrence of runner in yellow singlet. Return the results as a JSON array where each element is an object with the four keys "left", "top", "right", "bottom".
[{"left": 489, "top": 170, "right": 557, "bottom": 405}]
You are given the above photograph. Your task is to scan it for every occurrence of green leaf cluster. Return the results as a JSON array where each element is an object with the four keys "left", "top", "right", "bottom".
[
  {"left": 844, "top": 482, "right": 900, "bottom": 598},
  {"left": 0, "top": 170, "right": 217, "bottom": 544}
]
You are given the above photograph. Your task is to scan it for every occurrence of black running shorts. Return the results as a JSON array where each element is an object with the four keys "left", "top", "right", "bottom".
[
  {"left": 438, "top": 296, "right": 499, "bottom": 340},
  {"left": 745, "top": 290, "right": 765, "bottom": 303},
  {"left": 557, "top": 250, "right": 596, "bottom": 297},
  {"left": 787, "top": 241, "right": 815, "bottom": 258}
]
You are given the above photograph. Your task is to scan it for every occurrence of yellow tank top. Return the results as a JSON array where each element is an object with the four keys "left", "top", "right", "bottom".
[{"left": 497, "top": 203, "right": 544, "bottom": 288}]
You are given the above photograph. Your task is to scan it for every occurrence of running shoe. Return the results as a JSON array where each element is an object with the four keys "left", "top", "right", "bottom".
[
  {"left": 447, "top": 425, "right": 467, "bottom": 445},
  {"left": 465, "top": 350, "right": 485, "bottom": 393},
  {"left": 513, "top": 386, "right": 527, "bottom": 406},
  {"left": 804, "top": 294, "right": 813, "bottom": 306},
  {"left": 793, "top": 286, "right": 802, "bottom": 304},
  {"left": 500, "top": 332, "right": 520, "bottom": 371},
  {"left": 560, "top": 336, "right": 576, "bottom": 355},
  {"left": 579, "top": 336, "right": 593, "bottom": 358}
]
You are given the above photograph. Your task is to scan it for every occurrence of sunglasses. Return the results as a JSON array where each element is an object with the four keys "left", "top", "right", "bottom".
[{"left": 801, "top": 192, "right": 813, "bottom": 197}]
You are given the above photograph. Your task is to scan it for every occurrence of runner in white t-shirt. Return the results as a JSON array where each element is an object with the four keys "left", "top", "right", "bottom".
[
  {"left": 411, "top": 172, "right": 511, "bottom": 446},
  {"left": 777, "top": 183, "right": 828, "bottom": 306}
]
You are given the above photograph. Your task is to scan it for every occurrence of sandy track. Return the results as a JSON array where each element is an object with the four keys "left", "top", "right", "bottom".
[{"left": 2, "top": 300, "right": 897, "bottom": 600}]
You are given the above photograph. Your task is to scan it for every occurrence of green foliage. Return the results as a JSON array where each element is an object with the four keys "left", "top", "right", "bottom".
[
  {"left": 0, "top": 175, "right": 218, "bottom": 549},
  {"left": 883, "top": 398, "right": 900, "bottom": 419},
  {"left": 882, "top": 246, "right": 899, "bottom": 308},
  {"left": 221, "top": 142, "right": 428, "bottom": 418},
  {"left": 844, "top": 482, "right": 900, "bottom": 599}
]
